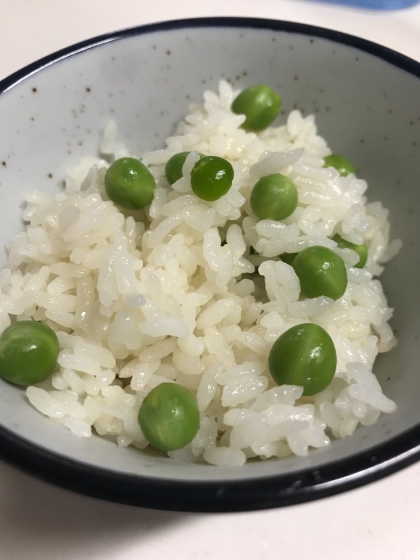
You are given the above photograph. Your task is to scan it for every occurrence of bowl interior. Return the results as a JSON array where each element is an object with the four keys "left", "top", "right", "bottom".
[{"left": 0, "top": 21, "right": 419, "bottom": 484}]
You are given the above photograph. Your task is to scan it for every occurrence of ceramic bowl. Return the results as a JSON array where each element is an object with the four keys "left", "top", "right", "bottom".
[{"left": 0, "top": 18, "right": 419, "bottom": 512}]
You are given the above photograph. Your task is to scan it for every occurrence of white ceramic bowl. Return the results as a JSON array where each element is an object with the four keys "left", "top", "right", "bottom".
[{"left": 0, "top": 18, "right": 419, "bottom": 512}]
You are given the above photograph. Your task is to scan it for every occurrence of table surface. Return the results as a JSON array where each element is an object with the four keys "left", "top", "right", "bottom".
[{"left": 1, "top": 1, "right": 420, "bottom": 559}]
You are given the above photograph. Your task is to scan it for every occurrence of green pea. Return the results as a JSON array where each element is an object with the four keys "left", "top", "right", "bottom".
[
  {"left": 269, "top": 323, "right": 337, "bottom": 396},
  {"left": 0, "top": 321, "right": 59, "bottom": 386},
  {"left": 105, "top": 157, "right": 156, "bottom": 210},
  {"left": 323, "top": 154, "right": 356, "bottom": 177},
  {"left": 138, "top": 383, "right": 200, "bottom": 451},
  {"left": 232, "top": 85, "right": 281, "bottom": 132},
  {"left": 250, "top": 173, "right": 298, "bottom": 221},
  {"left": 292, "top": 246, "right": 348, "bottom": 300},
  {"left": 333, "top": 234, "right": 368, "bottom": 269},
  {"left": 190, "top": 156, "right": 234, "bottom": 201},
  {"left": 280, "top": 252, "right": 297, "bottom": 265},
  {"left": 165, "top": 151, "right": 205, "bottom": 185}
]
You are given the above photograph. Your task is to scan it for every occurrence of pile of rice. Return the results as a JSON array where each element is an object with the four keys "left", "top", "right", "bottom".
[{"left": 1, "top": 81, "right": 400, "bottom": 466}]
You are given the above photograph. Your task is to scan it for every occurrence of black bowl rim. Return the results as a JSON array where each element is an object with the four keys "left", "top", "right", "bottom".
[{"left": 1, "top": 16, "right": 420, "bottom": 513}]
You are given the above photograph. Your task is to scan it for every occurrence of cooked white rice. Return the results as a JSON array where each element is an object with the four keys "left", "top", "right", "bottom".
[{"left": 2, "top": 80, "right": 400, "bottom": 466}]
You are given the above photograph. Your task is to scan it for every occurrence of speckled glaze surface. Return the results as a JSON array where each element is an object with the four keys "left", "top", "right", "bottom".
[{"left": 0, "top": 18, "right": 419, "bottom": 511}]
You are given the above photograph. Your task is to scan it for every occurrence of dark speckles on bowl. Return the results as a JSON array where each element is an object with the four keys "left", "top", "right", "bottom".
[{"left": 0, "top": 17, "right": 420, "bottom": 513}]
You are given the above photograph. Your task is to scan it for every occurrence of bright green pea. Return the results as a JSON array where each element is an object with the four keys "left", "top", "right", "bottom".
[
  {"left": 333, "top": 234, "right": 368, "bottom": 269},
  {"left": 105, "top": 157, "right": 156, "bottom": 210},
  {"left": 292, "top": 246, "right": 348, "bottom": 300},
  {"left": 165, "top": 151, "right": 205, "bottom": 185},
  {"left": 269, "top": 323, "right": 337, "bottom": 396},
  {"left": 232, "top": 85, "right": 281, "bottom": 132},
  {"left": 0, "top": 321, "right": 59, "bottom": 386},
  {"left": 323, "top": 154, "right": 356, "bottom": 177},
  {"left": 250, "top": 173, "right": 298, "bottom": 221},
  {"left": 190, "top": 156, "right": 234, "bottom": 201},
  {"left": 281, "top": 252, "right": 297, "bottom": 265},
  {"left": 138, "top": 383, "right": 200, "bottom": 451}
]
